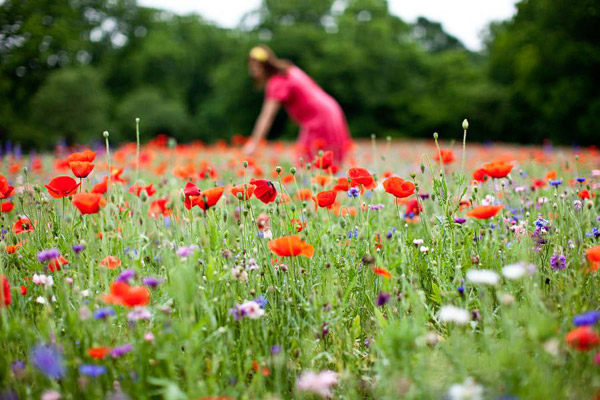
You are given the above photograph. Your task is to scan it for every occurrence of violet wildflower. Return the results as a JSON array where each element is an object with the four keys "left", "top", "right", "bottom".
[
  {"left": 37, "top": 248, "right": 60, "bottom": 263},
  {"left": 176, "top": 245, "right": 197, "bottom": 258},
  {"left": 116, "top": 269, "right": 136, "bottom": 283},
  {"left": 127, "top": 307, "right": 151, "bottom": 323},
  {"left": 78, "top": 364, "right": 106, "bottom": 377},
  {"left": 347, "top": 187, "right": 360, "bottom": 198},
  {"left": 369, "top": 203, "right": 385, "bottom": 211},
  {"left": 386, "top": 227, "right": 396, "bottom": 239},
  {"left": 271, "top": 345, "right": 282, "bottom": 355},
  {"left": 454, "top": 217, "right": 466, "bottom": 224},
  {"left": 253, "top": 296, "right": 267, "bottom": 309},
  {"left": 142, "top": 277, "right": 163, "bottom": 288},
  {"left": 576, "top": 177, "right": 586, "bottom": 183},
  {"left": 110, "top": 344, "right": 133, "bottom": 358},
  {"left": 72, "top": 243, "right": 85, "bottom": 254},
  {"left": 573, "top": 311, "right": 600, "bottom": 327},
  {"left": 377, "top": 291, "right": 390, "bottom": 306},
  {"left": 31, "top": 343, "right": 65, "bottom": 379},
  {"left": 11, "top": 360, "right": 26, "bottom": 379},
  {"left": 550, "top": 254, "right": 566, "bottom": 270},
  {"left": 347, "top": 228, "right": 358, "bottom": 239},
  {"left": 94, "top": 307, "right": 115, "bottom": 320},
  {"left": 549, "top": 179, "right": 562, "bottom": 187}
]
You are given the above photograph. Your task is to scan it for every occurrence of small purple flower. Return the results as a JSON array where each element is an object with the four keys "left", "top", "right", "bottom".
[
  {"left": 229, "top": 304, "right": 243, "bottom": 321},
  {"left": 377, "top": 291, "right": 390, "bottom": 306},
  {"left": 110, "top": 344, "right": 133, "bottom": 358},
  {"left": 550, "top": 254, "right": 566, "bottom": 270},
  {"left": 37, "top": 248, "right": 60, "bottom": 263},
  {"left": 347, "top": 187, "right": 360, "bottom": 198},
  {"left": 72, "top": 243, "right": 85, "bottom": 254},
  {"left": 454, "top": 217, "right": 466, "bottom": 224},
  {"left": 573, "top": 311, "right": 600, "bottom": 326},
  {"left": 458, "top": 282, "right": 465, "bottom": 296},
  {"left": 79, "top": 364, "right": 106, "bottom": 377},
  {"left": 419, "top": 193, "right": 430, "bottom": 200},
  {"left": 116, "top": 269, "right": 136, "bottom": 283},
  {"left": 549, "top": 179, "right": 562, "bottom": 187},
  {"left": 348, "top": 228, "right": 358, "bottom": 239},
  {"left": 10, "top": 360, "right": 26, "bottom": 377},
  {"left": 142, "top": 277, "right": 163, "bottom": 288},
  {"left": 369, "top": 204, "right": 385, "bottom": 211},
  {"left": 254, "top": 296, "right": 267, "bottom": 309},
  {"left": 271, "top": 345, "right": 281, "bottom": 355},
  {"left": 176, "top": 245, "right": 197, "bottom": 258},
  {"left": 31, "top": 344, "right": 65, "bottom": 379},
  {"left": 94, "top": 307, "right": 116, "bottom": 320},
  {"left": 386, "top": 227, "right": 396, "bottom": 239},
  {"left": 576, "top": 177, "right": 586, "bottom": 183},
  {"left": 127, "top": 307, "right": 151, "bottom": 323}
]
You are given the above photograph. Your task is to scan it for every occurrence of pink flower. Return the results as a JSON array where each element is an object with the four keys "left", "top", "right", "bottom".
[{"left": 296, "top": 370, "right": 338, "bottom": 398}]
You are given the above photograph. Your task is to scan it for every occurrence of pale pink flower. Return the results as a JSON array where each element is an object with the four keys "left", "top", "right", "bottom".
[{"left": 296, "top": 370, "right": 338, "bottom": 398}]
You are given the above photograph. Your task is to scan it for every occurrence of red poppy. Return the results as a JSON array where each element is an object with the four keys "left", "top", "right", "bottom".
[
  {"left": 566, "top": 326, "right": 600, "bottom": 351},
  {"left": 482, "top": 161, "right": 513, "bottom": 179},
  {"left": 69, "top": 161, "right": 95, "bottom": 178},
  {"left": 183, "top": 182, "right": 201, "bottom": 210},
  {"left": 188, "top": 187, "right": 225, "bottom": 211},
  {"left": 0, "top": 174, "right": 15, "bottom": 199},
  {"left": 372, "top": 267, "right": 392, "bottom": 279},
  {"left": 314, "top": 150, "right": 333, "bottom": 169},
  {"left": 579, "top": 190, "right": 595, "bottom": 200},
  {"left": 72, "top": 193, "right": 105, "bottom": 215},
  {"left": 315, "top": 190, "right": 337, "bottom": 208},
  {"left": 333, "top": 177, "right": 350, "bottom": 192},
  {"left": 295, "top": 188, "right": 313, "bottom": 201},
  {"left": 231, "top": 183, "right": 256, "bottom": 200},
  {"left": 250, "top": 179, "right": 277, "bottom": 204},
  {"left": 110, "top": 168, "right": 127, "bottom": 184},
  {"left": 67, "top": 149, "right": 96, "bottom": 163},
  {"left": 20, "top": 285, "right": 27, "bottom": 296},
  {"left": 311, "top": 175, "right": 332, "bottom": 188},
  {"left": 268, "top": 235, "right": 314, "bottom": 258},
  {"left": 531, "top": 179, "right": 546, "bottom": 189},
  {"left": 383, "top": 177, "right": 415, "bottom": 198},
  {"left": 434, "top": 149, "right": 456, "bottom": 164},
  {"left": 587, "top": 246, "right": 600, "bottom": 272},
  {"left": 472, "top": 168, "right": 488, "bottom": 183},
  {"left": 1, "top": 202, "right": 13, "bottom": 213},
  {"left": 5, "top": 242, "right": 23, "bottom": 254},
  {"left": 290, "top": 218, "right": 307, "bottom": 232},
  {"left": 405, "top": 198, "right": 422, "bottom": 215},
  {"left": 88, "top": 347, "right": 110, "bottom": 359},
  {"left": 347, "top": 167, "right": 375, "bottom": 188},
  {"left": 466, "top": 205, "right": 504, "bottom": 219},
  {"left": 91, "top": 177, "right": 109, "bottom": 194},
  {"left": 45, "top": 176, "right": 79, "bottom": 198},
  {"left": 1, "top": 275, "right": 10, "bottom": 307},
  {"left": 545, "top": 170, "right": 557, "bottom": 180},
  {"left": 148, "top": 198, "right": 171, "bottom": 218},
  {"left": 129, "top": 183, "right": 156, "bottom": 197},
  {"left": 99, "top": 256, "right": 121, "bottom": 270},
  {"left": 48, "top": 256, "right": 68, "bottom": 273},
  {"left": 13, "top": 217, "right": 34, "bottom": 234}
]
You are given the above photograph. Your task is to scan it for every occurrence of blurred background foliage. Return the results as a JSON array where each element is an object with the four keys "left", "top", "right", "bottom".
[{"left": 0, "top": 0, "right": 599, "bottom": 149}]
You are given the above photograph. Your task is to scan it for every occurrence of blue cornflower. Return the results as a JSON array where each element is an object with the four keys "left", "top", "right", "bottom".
[
  {"left": 573, "top": 311, "right": 600, "bottom": 326},
  {"left": 386, "top": 227, "right": 396, "bottom": 239},
  {"left": 94, "top": 307, "right": 116, "bottom": 320},
  {"left": 347, "top": 187, "right": 360, "bottom": 198},
  {"left": 142, "top": 277, "right": 163, "bottom": 288},
  {"left": 254, "top": 296, "right": 267, "bottom": 309},
  {"left": 164, "top": 216, "right": 171, "bottom": 228},
  {"left": 377, "top": 291, "right": 390, "bottom": 306},
  {"left": 79, "top": 364, "right": 106, "bottom": 377},
  {"left": 270, "top": 345, "right": 281, "bottom": 355},
  {"left": 585, "top": 227, "right": 600, "bottom": 238},
  {"left": 30, "top": 344, "right": 65, "bottom": 379},
  {"left": 549, "top": 179, "right": 562, "bottom": 187},
  {"left": 116, "top": 269, "right": 136, "bottom": 283},
  {"left": 550, "top": 254, "right": 566, "bottom": 270},
  {"left": 37, "top": 248, "right": 60, "bottom": 263},
  {"left": 72, "top": 243, "right": 85, "bottom": 254},
  {"left": 348, "top": 228, "right": 358, "bottom": 239},
  {"left": 110, "top": 344, "right": 133, "bottom": 358},
  {"left": 576, "top": 177, "right": 586, "bottom": 183},
  {"left": 534, "top": 218, "right": 549, "bottom": 229}
]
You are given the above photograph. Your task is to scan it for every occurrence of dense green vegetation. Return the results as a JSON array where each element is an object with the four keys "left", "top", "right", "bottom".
[{"left": 1, "top": 0, "right": 599, "bottom": 148}]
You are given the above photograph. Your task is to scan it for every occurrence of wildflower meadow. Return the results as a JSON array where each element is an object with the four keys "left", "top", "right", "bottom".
[{"left": 1, "top": 123, "right": 600, "bottom": 399}]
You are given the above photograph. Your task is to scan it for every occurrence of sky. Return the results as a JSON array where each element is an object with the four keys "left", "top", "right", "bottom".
[{"left": 138, "top": 0, "right": 519, "bottom": 50}]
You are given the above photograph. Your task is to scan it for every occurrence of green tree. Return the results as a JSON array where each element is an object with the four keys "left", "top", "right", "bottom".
[{"left": 29, "top": 66, "right": 109, "bottom": 148}]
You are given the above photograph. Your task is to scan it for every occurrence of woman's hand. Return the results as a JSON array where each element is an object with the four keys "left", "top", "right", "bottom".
[
  {"left": 245, "top": 99, "right": 280, "bottom": 156},
  {"left": 242, "top": 138, "right": 257, "bottom": 156}
]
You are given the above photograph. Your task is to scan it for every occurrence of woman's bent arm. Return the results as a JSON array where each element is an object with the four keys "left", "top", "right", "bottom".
[{"left": 243, "top": 99, "right": 280, "bottom": 155}]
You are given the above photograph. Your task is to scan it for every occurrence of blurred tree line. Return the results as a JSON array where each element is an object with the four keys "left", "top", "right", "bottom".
[{"left": 0, "top": 0, "right": 598, "bottom": 149}]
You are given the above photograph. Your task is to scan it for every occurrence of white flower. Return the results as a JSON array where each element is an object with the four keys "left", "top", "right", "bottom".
[
  {"left": 80, "top": 289, "right": 90, "bottom": 298},
  {"left": 413, "top": 238, "right": 424, "bottom": 246},
  {"left": 41, "top": 389, "right": 61, "bottom": 400},
  {"left": 447, "top": 377, "right": 483, "bottom": 400},
  {"left": 240, "top": 300, "right": 264, "bottom": 319},
  {"left": 36, "top": 296, "right": 47, "bottom": 304},
  {"left": 262, "top": 229, "right": 273, "bottom": 239},
  {"left": 466, "top": 269, "right": 499, "bottom": 285},
  {"left": 537, "top": 197, "right": 548, "bottom": 205},
  {"left": 33, "top": 273, "right": 53, "bottom": 288},
  {"left": 296, "top": 370, "right": 338, "bottom": 398},
  {"left": 592, "top": 169, "right": 600, "bottom": 177},
  {"left": 501, "top": 263, "right": 527, "bottom": 280},
  {"left": 481, "top": 195, "right": 495, "bottom": 206},
  {"left": 514, "top": 186, "right": 525, "bottom": 193},
  {"left": 438, "top": 305, "right": 470, "bottom": 325},
  {"left": 419, "top": 246, "right": 429, "bottom": 254}
]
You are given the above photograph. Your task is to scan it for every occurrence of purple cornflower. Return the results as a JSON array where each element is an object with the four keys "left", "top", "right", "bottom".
[
  {"left": 348, "top": 228, "right": 358, "bottom": 239},
  {"left": 116, "top": 269, "right": 136, "bottom": 283},
  {"left": 94, "top": 307, "right": 116, "bottom": 320},
  {"left": 142, "top": 277, "right": 163, "bottom": 288},
  {"left": 454, "top": 217, "right": 466, "bottom": 224},
  {"left": 576, "top": 177, "right": 586, "bottom": 183},
  {"left": 229, "top": 304, "right": 243, "bottom": 321},
  {"left": 110, "top": 344, "right": 133, "bottom": 358},
  {"left": 573, "top": 311, "right": 600, "bottom": 326},
  {"left": 585, "top": 227, "right": 600, "bottom": 238},
  {"left": 377, "top": 291, "right": 391, "bottom": 306},
  {"left": 271, "top": 345, "right": 282, "bottom": 355},
  {"left": 37, "top": 248, "right": 60, "bottom": 263},
  {"left": 549, "top": 179, "right": 562, "bottom": 187},
  {"left": 419, "top": 193, "right": 430, "bottom": 200},
  {"left": 369, "top": 204, "right": 385, "bottom": 211},
  {"left": 78, "top": 364, "right": 106, "bottom": 377},
  {"left": 176, "top": 245, "right": 197, "bottom": 258},
  {"left": 30, "top": 344, "right": 65, "bottom": 379},
  {"left": 550, "top": 254, "right": 566, "bottom": 270},
  {"left": 254, "top": 296, "right": 267, "bottom": 309},
  {"left": 347, "top": 187, "right": 360, "bottom": 198},
  {"left": 127, "top": 307, "right": 151, "bottom": 323},
  {"left": 72, "top": 243, "right": 85, "bottom": 254},
  {"left": 386, "top": 227, "right": 396, "bottom": 239},
  {"left": 458, "top": 282, "right": 465, "bottom": 296}
]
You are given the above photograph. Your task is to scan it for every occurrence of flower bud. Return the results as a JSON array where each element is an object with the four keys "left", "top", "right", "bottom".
[
  {"left": 103, "top": 131, "right": 109, "bottom": 138},
  {"left": 462, "top": 119, "right": 469, "bottom": 130}
]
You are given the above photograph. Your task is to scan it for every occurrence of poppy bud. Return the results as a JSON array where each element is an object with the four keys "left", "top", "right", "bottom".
[
  {"left": 22, "top": 166, "right": 28, "bottom": 174},
  {"left": 223, "top": 210, "right": 228, "bottom": 222},
  {"left": 409, "top": 173, "right": 416, "bottom": 179},
  {"left": 462, "top": 119, "right": 469, "bottom": 130},
  {"left": 473, "top": 186, "right": 478, "bottom": 193},
  {"left": 420, "top": 163, "right": 425, "bottom": 174},
  {"left": 103, "top": 131, "right": 109, "bottom": 138},
  {"left": 135, "top": 117, "right": 140, "bottom": 123},
  {"left": 275, "top": 166, "right": 282, "bottom": 174},
  {"left": 140, "top": 191, "right": 148, "bottom": 202},
  {"left": 306, "top": 162, "right": 311, "bottom": 170},
  {"left": 290, "top": 204, "right": 296, "bottom": 212},
  {"left": 168, "top": 138, "right": 176, "bottom": 148},
  {"left": 433, "top": 132, "right": 438, "bottom": 140},
  {"left": 243, "top": 161, "right": 248, "bottom": 168},
  {"left": 290, "top": 167, "right": 297, "bottom": 175},
  {"left": 370, "top": 133, "right": 376, "bottom": 140}
]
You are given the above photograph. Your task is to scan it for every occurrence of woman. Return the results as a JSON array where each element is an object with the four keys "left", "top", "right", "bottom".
[{"left": 243, "top": 45, "right": 351, "bottom": 165}]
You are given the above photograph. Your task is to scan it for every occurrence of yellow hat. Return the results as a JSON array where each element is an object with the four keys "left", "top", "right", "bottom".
[{"left": 249, "top": 46, "right": 269, "bottom": 62}]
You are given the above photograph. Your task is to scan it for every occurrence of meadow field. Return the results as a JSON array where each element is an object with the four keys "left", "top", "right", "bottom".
[{"left": 0, "top": 128, "right": 599, "bottom": 399}]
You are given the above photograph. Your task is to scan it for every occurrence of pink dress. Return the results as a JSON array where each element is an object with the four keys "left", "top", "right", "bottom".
[{"left": 266, "top": 66, "right": 351, "bottom": 164}]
